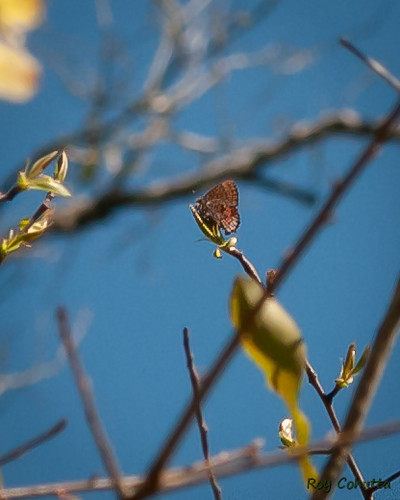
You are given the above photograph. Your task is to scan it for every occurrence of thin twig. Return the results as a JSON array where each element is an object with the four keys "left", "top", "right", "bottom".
[
  {"left": 0, "top": 309, "right": 91, "bottom": 398},
  {"left": 324, "top": 385, "right": 340, "bottom": 402},
  {"left": 0, "top": 419, "right": 67, "bottom": 467},
  {"left": 182, "top": 328, "right": 222, "bottom": 500},
  {"left": 56, "top": 307, "right": 125, "bottom": 498},
  {"left": 0, "top": 185, "right": 23, "bottom": 203},
  {"left": 368, "top": 469, "right": 400, "bottom": 494},
  {"left": 340, "top": 38, "right": 400, "bottom": 93},
  {"left": 265, "top": 269, "right": 277, "bottom": 296},
  {"left": 129, "top": 332, "right": 240, "bottom": 499},
  {"left": 224, "top": 246, "right": 262, "bottom": 284},
  {"left": 23, "top": 193, "right": 55, "bottom": 233},
  {"left": 311, "top": 272, "right": 400, "bottom": 500},
  {"left": 305, "top": 362, "right": 370, "bottom": 499},
  {"left": 131, "top": 93, "right": 400, "bottom": 500}
]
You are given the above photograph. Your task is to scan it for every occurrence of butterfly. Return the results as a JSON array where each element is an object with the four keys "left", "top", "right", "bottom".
[{"left": 195, "top": 180, "right": 240, "bottom": 235}]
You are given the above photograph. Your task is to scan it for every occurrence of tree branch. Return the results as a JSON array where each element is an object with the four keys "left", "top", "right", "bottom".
[
  {"left": 51, "top": 112, "right": 400, "bottom": 233},
  {"left": 56, "top": 307, "right": 125, "bottom": 498},
  {"left": 183, "top": 328, "right": 222, "bottom": 500},
  {"left": 0, "top": 419, "right": 67, "bottom": 467},
  {"left": 1, "top": 421, "right": 399, "bottom": 499}
]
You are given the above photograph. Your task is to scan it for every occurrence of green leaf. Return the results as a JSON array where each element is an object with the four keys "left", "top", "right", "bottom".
[
  {"left": 352, "top": 344, "right": 370, "bottom": 375},
  {"left": 27, "top": 150, "right": 59, "bottom": 179},
  {"left": 54, "top": 151, "right": 68, "bottom": 182},
  {"left": 1, "top": 210, "right": 53, "bottom": 259},
  {"left": 342, "top": 343, "right": 355, "bottom": 375},
  {"left": 2, "top": 234, "right": 25, "bottom": 254},
  {"left": 26, "top": 175, "right": 71, "bottom": 197},
  {"left": 335, "top": 343, "right": 370, "bottom": 388}
]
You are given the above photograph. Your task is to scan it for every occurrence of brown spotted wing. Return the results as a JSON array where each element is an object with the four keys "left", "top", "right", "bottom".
[{"left": 195, "top": 180, "right": 240, "bottom": 235}]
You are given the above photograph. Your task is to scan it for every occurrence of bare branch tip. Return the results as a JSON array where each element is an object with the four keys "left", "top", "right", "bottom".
[{"left": 56, "top": 306, "right": 68, "bottom": 324}]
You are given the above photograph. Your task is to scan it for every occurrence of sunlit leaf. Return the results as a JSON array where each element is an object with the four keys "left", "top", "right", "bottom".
[
  {"left": 1, "top": 210, "right": 52, "bottom": 258},
  {"left": 335, "top": 343, "right": 370, "bottom": 388},
  {"left": 0, "top": 41, "right": 40, "bottom": 103},
  {"left": 230, "top": 276, "right": 317, "bottom": 484},
  {"left": 54, "top": 151, "right": 69, "bottom": 182},
  {"left": 352, "top": 345, "right": 370, "bottom": 375},
  {"left": 0, "top": 0, "right": 44, "bottom": 33},
  {"left": 27, "top": 150, "right": 59, "bottom": 179},
  {"left": 25, "top": 175, "right": 71, "bottom": 197}
]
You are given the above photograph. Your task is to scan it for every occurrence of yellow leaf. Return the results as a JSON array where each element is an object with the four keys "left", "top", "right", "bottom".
[
  {"left": 0, "top": 0, "right": 44, "bottom": 33},
  {"left": 0, "top": 41, "right": 40, "bottom": 102},
  {"left": 231, "top": 276, "right": 317, "bottom": 484}
]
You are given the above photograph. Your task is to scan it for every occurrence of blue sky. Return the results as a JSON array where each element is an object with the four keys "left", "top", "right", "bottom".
[{"left": 0, "top": 1, "right": 399, "bottom": 499}]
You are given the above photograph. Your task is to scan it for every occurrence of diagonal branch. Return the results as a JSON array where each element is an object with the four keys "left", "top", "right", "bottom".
[
  {"left": 340, "top": 38, "right": 400, "bottom": 93},
  {"left": 183, "top": 328, "right": 222, "bottom": 500},
  {"left": 0, "top": 419, "right": 67, "bottom": 467},
  {"left": 56, "top": 307, "right": 125, "bottom": 498}
]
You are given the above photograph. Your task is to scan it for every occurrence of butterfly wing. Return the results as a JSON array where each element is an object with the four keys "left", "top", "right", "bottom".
[
  {"left": 196, "top": 180, "right": 240, "bottom": 234},
  {"left": 220, "top": 205, "right": 240, "bottom": 234}
]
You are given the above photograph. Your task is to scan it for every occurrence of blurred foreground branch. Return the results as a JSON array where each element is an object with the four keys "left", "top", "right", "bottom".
[
  {"left": 51, "top": 112, "right": 400, "bottom": 233},
  {"left": 1, "top": 420, "right": 399, "bottom": 499},
  {"left": 183, "top": 328, "right": 221, "bottom": 500},
  {"left": 57, "top": 307, "right": 125, "bottom": 498}
]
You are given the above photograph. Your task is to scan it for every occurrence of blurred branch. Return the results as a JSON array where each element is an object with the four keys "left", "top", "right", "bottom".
[
  {"left": 0, "top": 309, "right": 91, "bottom": 397},
  {"left": 4, "top": 16, "right": 400, "bottom": 239},
  {"left": 183, "top": 328, "right": 222, "bottom": 500},
  {"left": 2, "top": 421, "right": 400, "bottom": 499},
  {"left": 3, "top": 4, "right": 400, "bottom": 244},
  {"left": 4, "top": 37, "right": 316, "bottom": 179},
  {"left": 56, "top": 307, "right": 125, "bottom": 498},
  {"left": 51, "top": 111, "right": 400, "bottom": 232},
  {"left": 0, "top": 185, "right": 23, "bottom": 203},
  {"left": 0, "top": 419, "right": 67, "bottom": 467}
]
